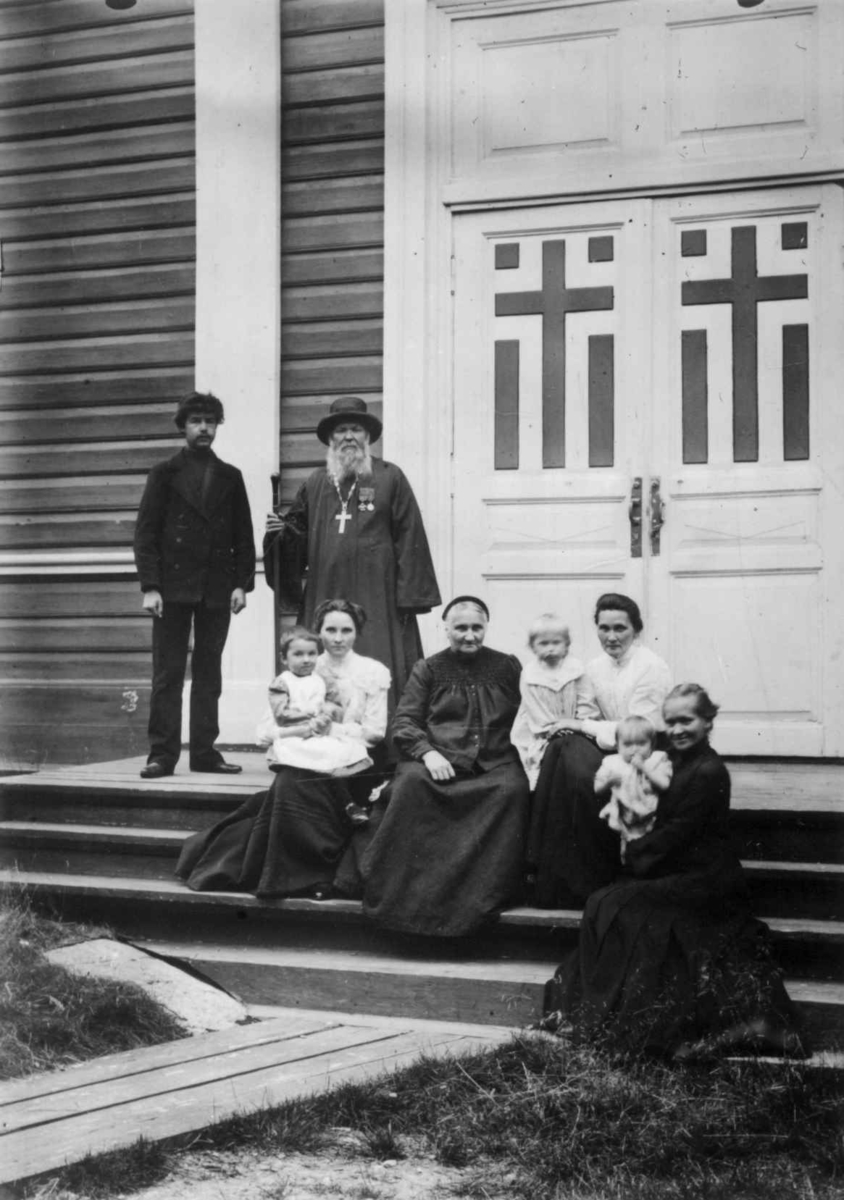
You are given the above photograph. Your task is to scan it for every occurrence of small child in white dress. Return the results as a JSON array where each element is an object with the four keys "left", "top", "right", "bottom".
[
  {"left": 595, "top": 714, "right": 673, "bottom": 860},
  {"left": 262, "top": 627, "right": 372, "bottom": 777},
  {"left": 511, "top": 614, "right": 586, "bottom": 789}
]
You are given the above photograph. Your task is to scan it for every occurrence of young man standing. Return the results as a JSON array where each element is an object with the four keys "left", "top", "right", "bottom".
[{"left": 134, "top": 392, "right": 255, "bottom": 779}]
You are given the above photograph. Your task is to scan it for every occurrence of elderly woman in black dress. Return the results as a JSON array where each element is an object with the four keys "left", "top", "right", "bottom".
[
  {"left": 542, "top": 683, "right": 805, "bottom": 1059},
  {"left": 361, "top": 596, "right": 530, "bottom": 937}
]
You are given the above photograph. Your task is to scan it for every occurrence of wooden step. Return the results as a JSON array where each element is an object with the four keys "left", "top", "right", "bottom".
[
  {"left": 2, "top": 751, "right": 841, "bottom": 1049},
  {"left": 1, "top": 753, "right": 844, "bottom": 820},
  {"left": 2, "top": 755, "right": 842, "bottom": 838},
  {"left": 3, "top": 869, "right": 841, "bottom": 949},
  {"left": 0, "top": 752, "right": 271, "bottom": 832},
  {"left": 140, "top": 935, "right": 844, "bottom": 1047},
  {"left": 142, "top": 937, "right": 551, "bottom": 1027},
  {"left": 731, "top": 808, "right": 844, "bottom": 864},
  {"left": 0, "top": 1012, "right": 510, "bottom": 1186},
  {"left": 1, "top": 870, "right": 842, "bottom": 1040},
  {"left": 0, "top": 787, "right": 245, "bottom": 833},
  {"left": 0, "top": 821, "right": 187, "bottom": 881},
  {"left": 2, "top": 821, "right": 841, "bottom": 921}
]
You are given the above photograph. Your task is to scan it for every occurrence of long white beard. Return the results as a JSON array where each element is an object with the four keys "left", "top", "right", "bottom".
[{"left": 326, "top": 443, "right": 371, "bottom": 483}]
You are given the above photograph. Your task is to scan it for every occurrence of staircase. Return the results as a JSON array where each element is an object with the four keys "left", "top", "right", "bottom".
[{"left": 1, "top": 753, "right": 842, "bottom": 1045}]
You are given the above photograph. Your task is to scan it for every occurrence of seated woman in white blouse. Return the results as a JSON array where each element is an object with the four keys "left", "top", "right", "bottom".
[{"left": 526, "top": 593, "right": 671, "bottom": 907}]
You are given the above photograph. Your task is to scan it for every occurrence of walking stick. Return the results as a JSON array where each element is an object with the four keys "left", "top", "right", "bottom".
[{"left": 271, "top": 471, "right": 282, "bottom": 673}]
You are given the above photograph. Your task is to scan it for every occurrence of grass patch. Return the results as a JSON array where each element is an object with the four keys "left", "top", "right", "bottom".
[
  {"left": 21, "top": 1033, "right": 844, "bottom": 1198},
  {"left": 185, "top": 1033, "right": 843, "bottom": 1200},
  {"left": 28, "top": 1138, "right": 174, "bottom": 1200},
  {"left": 0, "top": 891, "right": 188, "bottom": 1081}
]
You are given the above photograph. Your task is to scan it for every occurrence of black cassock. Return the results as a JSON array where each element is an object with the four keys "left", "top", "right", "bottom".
[{"left": 264, "top": 459, "right": 441, "bottom": 708}]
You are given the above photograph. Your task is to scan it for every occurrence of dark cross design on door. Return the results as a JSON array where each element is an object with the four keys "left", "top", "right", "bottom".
[
  {"left": 496, "top": 240, "right": 614, "bottom": 467},
  {"left": 682, "top": 226, "right": 807, "bottom": 462}
]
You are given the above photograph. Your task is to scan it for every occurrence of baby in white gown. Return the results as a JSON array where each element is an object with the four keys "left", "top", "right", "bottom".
[
  {"left": 259, "top": 627, "right": 372, "bottom": 776},
  {"left": 595, "top": 714, "right": 672, "bottom": 860}
]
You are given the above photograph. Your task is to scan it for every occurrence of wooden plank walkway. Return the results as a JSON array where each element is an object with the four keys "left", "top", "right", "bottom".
[{"left": 0, "top": 1013, "right": 511, "bottom": 1186}]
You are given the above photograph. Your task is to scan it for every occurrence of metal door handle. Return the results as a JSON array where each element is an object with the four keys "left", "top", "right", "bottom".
[
  {"left": 649, "top": 477, "right": 665, "bottom": 555},
  {"left": 629, "top": 477, "right": 642, "bottom": 558}
]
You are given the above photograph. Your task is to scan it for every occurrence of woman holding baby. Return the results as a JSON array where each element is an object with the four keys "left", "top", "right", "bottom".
[
  {"left": 517, "top": 592, "right": 803, "bottom": 1058},
  {"left": 540, "top": 681, "right": 805, "bottom": 1059},
  {"left": 525, "top": 592, "right": 672, "bottom": 907},
  {"left": 176, "top": 598, "right": 390, "bottom": 898}
]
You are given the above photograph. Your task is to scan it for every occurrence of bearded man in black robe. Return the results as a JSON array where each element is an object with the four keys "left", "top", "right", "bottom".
[{"left": 263, "top": 396, "right": 441, "bottom": 709}]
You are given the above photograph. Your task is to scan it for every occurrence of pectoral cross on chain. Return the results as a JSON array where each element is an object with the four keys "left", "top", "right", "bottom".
[{"left": 333, "top": 477, "right": 357, "bottom": 534}]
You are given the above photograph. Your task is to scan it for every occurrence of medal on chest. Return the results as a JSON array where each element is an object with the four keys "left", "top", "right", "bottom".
[{"left": 358, "top": 486, "right": 375, "bottom": 512}]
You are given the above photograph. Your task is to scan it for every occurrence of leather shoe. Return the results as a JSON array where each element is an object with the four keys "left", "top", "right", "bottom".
[
  {"left": 190, "top": 760, "right": 242, "bottom": 775},
  {"left": 140, "top": 761, "right": 173, "bottom": 780}
]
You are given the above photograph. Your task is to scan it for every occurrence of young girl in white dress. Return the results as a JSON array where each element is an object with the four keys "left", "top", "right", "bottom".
[
  {"left": 511, "top": 614, "right": 587, "bottom": 789},
  {"left": 261, "top": 627, "right": 372, "bottom": 776},
  {"left": 594, "top": 713, "right": 673, "bottom": 861}
]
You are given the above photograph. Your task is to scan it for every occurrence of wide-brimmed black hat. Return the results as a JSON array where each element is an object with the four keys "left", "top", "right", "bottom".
[{"left": 316, "top": 396, "right": 382, "bottom": 445}]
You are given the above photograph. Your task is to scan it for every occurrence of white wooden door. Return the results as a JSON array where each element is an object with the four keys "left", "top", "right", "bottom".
[
  {"left": 452, "top": 201, "right": 651, "bottom": 658},
  {"left": 649, "top": 187, "right": 844, "bottom": 755},
  {"left": 451, "top": 186, "right": 844, "bottom": 755}
]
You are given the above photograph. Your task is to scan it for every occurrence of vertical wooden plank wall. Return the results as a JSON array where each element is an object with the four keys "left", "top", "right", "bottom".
[
  {"left": 279, "top": 0, "right": 385, "bottom": 506},
  {"left": 0, "top": 0, "right": 195, "bottom": 765}
]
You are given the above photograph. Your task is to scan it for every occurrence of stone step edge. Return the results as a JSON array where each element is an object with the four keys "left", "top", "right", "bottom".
[
  {"left": 2, "top": 869, "right": 842, "bottom": 943},
  {"left": 3, "top": 823, "right": 843, "bottom": 881}
]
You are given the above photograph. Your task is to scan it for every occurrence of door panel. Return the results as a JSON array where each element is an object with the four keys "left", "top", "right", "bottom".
[
  {"left": 650, "top": 187, "right": 843, "bottom": 755},
  {"left": 451, "top": 186, "right": 844, "bottom": 755},
  {"left": 452, "top": 202, "right": 649, "bottom": 657}
]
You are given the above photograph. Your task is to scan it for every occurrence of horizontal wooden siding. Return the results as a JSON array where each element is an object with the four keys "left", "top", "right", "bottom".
[
  {"left": 280, "top": 0, "right": 385, "bottom": 506},
  {"left": 0, "top": 0, "right": 195, "bottom": 764}
]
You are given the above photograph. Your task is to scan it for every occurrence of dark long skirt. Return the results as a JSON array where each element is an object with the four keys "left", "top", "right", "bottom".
[
  {"left": 544, "top": 870, "right": 802, "bottom": 1057},
  {"left": 527, "top": 732, "right": 618, "bottom": 906},
  {"left": 360, "top": 760, "right": 530, "bottom": 937},
  {"left": 175, "top": 766, "right": 367, "bottom": 897}
]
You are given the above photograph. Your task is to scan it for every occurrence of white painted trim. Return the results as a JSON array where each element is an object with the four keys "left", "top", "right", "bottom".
[
  {"left": 444, "top": 172, "right": 844, "bottom": 213},
  {"left": 0, "top": 552, "right": 135, "bottom": 571},
  {"left": 193, "top": 0, "right": 281, "bottom": 745},
  {"left": 383, "top": 0, "right": 452, "bottom": 650},
  {"left": 816, "top": 184, "right": 844, "bottom": 755},
  {"left": 435, "top": 0, "right": 620, "bottom": 10}
]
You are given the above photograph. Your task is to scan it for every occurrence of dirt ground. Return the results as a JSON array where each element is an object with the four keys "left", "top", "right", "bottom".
[
  {"left": 30, "top": 1131, "right": 517, "bottom": 1200},
  {"left": 131, "top": 1145, "right": 488, "bottom": 1200}
]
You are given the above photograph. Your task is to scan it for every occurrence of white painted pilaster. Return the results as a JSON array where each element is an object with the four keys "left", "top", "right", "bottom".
[
  {"left": 383, "top": 0, "right": 451, "bottom": 651},
  {"left": 193, "top": 0, "right": 281, "bottom": 744}
]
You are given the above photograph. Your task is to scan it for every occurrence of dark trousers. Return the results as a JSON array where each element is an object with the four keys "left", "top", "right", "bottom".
[{"left": 148, "top": 601, "right": 231, "bottom": 769}]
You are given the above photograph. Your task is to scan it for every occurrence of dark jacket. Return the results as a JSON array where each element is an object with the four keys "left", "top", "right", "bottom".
[
  {"left": 133, "top": 448, "right": 255, "bottom": 608},
  {"left": 625, "top": 740, "right": 746, "bottom": 900},
  {"left": 392, "top": 647, "right": 523, "bottom": 773}
]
